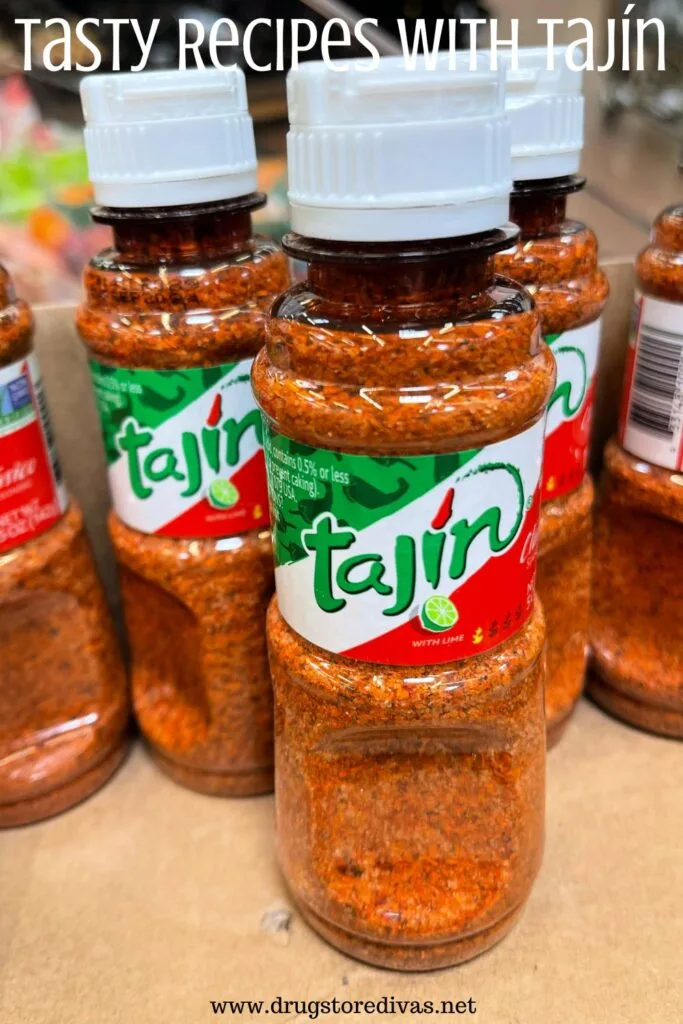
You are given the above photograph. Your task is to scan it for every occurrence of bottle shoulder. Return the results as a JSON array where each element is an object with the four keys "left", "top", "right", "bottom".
[
  {"left": 78, "top": 242, "right": 290, "bottom": 367},
  {"left": 267, "top": 596, "right": 546, "bottom": 715},
  {"left": 0, "top": 501, "right": 84, "bottom": 591},
  {"left": 109, "top": 513, "right": 273, "bottom": 580},
  {"left": 255, "top": 276, "right": 554, "bottom": 453},
  {"left": 0, "top": 297, "right": 33, "bottom": 368},
  {"left": 90, "top": 234, "right": 282, "bottom": 272},
  {"left": 268, "top": 275, "right": 539, "bottom": 388},
  {"left": 495, "top": 221, "right": 609, "bottom": 334},
  {"left": 273, "top": 272, "right": 532, "bottom": 325},
  {"left": 84, "top": 237, "right": 287, "bottom": 308},
  {"left": 496, "top": 221, "right": 596, "bottom": 276},
  {"left": 602, "top": 439, "right": 683, "bottom": 524},
  {"left": 635, "top": 206, "right": 683, "bottom": 300},
  {"left": 648, "top": 205, "right": 683, "bottom": 249}
]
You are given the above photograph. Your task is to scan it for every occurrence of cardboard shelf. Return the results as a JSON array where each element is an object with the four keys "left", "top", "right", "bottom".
[{"left": 1, "top": 701, "right": 681, "bottom": 1023}]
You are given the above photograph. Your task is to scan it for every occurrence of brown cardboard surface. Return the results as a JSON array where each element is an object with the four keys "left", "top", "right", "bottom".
[
  {"left": 1, "top": 703, "right": 681, "bottom": 1024},
  {"left": 1, "top": 278, "right": 681, "bottom": 1024}
]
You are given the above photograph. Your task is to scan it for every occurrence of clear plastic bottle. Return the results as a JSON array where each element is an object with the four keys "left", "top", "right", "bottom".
[
  {"left": 590, "top": 205, "right": 683, "bottom": 738},
  {"left": 77, "top": 69, "right": 290, "bottom": 795},
  {"left": 0, "top": 264, "right": 128, "bottom": 827},
  {"left": 254, "top": 59, "right": 554, "bottom": 970},
  {"left": 495, "top": 50, "right": 609, "bottom": 746}
]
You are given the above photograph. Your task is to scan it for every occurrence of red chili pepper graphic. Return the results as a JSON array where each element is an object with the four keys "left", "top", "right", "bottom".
[
  {"left": 431, "top": 487, "right": 455, "bottom": 530},
  {"left": 207, "top": 394, "right": 222, "bottom": 427}
]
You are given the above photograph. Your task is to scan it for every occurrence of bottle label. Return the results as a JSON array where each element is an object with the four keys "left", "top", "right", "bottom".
[
  {"left": 0, "top": 352, "right": 67, "bottom": 554},
  {"left": 264, "top": 419, "right": 544, "bottom": 667},
  {"left": 543, "top": 319, "right": 602, "bottom": 501},
  {"left": 89, "top": 360, "right": 269, "bottom": 538},
  {"left": 620, "top": 294, "right": 683, "bottom": 471}
]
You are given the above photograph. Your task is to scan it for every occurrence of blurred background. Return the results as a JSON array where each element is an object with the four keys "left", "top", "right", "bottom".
[{"left": 0, "top": 0, "right": 679, "bottom": 302}]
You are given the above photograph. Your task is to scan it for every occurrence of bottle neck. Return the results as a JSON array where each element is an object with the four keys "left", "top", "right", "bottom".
[
  {"left": 509, "top": 176, "right": 585, "bottom": 238},
  {"left": 91, "top": 195, "right": 266, "bottom": 263},
  {"left": 284, "top": 229, "right": 518, "bottom": 311},
  {"left": 307, "top": 255, "right": 494, "bottom": 307}
]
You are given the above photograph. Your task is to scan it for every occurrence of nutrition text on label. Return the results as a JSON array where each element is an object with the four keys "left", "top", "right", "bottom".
[{"left": 267, "top": 445, "right": 349, "bottom": 502}]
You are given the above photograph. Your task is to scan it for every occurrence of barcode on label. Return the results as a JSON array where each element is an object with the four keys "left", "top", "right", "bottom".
[
  {"left": 622, "top": 295, "right": 683, "bottom": 470},
  {"left": 628, "top": 326, "right": 683, "bottom": 438}
]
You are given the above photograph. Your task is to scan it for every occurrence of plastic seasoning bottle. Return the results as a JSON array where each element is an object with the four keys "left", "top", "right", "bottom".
[
  {"left": 495, "top": 49, "right": 609, "bottom": 746},
  {"left": 77, "top": 70, "right": 290, "bottom": 795},
  {"left": 0, "top": 263, "right": 128, "bottom": 826},
  {"left": 253, "top": 58, "right": 555, "bottom": 971},
  {"left": 590, "top": 206, "right": 683, "bottom": 737}
]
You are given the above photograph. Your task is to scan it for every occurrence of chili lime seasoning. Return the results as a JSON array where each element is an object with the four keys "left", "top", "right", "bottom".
[
  {"left": 495, "top": 51, "right": 609, "bottom": 746},
  {"left": 254, "top": 59, "right": 554, "bottom": 970},
  {"left": 78, "top": 69, "right": 289, "bottom": 795},
  {"left": 0, "top": 263, "right": 128, "bottom": 827},
  {"left": 590, "top": 205, "right": 683, "bottom": 738}
]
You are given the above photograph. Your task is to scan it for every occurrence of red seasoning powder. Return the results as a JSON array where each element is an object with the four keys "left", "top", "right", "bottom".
[
  {"left": 77, "top": 69, "right": 289, "bottom": 795},
  {"left": 0, "top": 264, "right": 128, "bottom": 827},
  {"left": 495, "top": 51, "right": 608, "bottom": 746},
  {"left": 590, "top": 205, "right": 683, "bottom": 737},
  {"left": 496, "top": 181, "right": 608, "bottom": 745},
  {"left": 255, "top": 59, "right": 553, "bottom": 971}
]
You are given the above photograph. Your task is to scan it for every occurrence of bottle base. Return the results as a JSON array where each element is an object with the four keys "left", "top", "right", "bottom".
[
  {"left": 295, "top": 897, "right": 525, "bottom": 972},
  {"left": 149, "top": 746, "right": 274, "bottom": 797},
  {"left": 546, "top": 699, "right": 580, "bottom": 750},
  {"left": 0, "top": 741, "right": 128, "bottom": 828},
  {"left": 588, "top": 674, "right": 683, "bottom": 740}
]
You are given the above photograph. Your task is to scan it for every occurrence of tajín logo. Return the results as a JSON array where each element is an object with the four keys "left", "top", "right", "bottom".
[
  {"left": 301, "top": 461, "right": 527, "bottom": 628},
  {"left": 114, "top": 393, "right": 262, "bottom": 502}
]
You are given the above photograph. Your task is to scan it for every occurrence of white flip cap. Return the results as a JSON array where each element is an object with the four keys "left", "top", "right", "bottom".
[
  {"left": 80, "top": 68, "right": 258, "bottom": 209},
  {"left": 286, "top": 56, "right": 512, "bottom": 242},
  {"left": 498, "top": 47, "right": 585, "bottom": 181}
]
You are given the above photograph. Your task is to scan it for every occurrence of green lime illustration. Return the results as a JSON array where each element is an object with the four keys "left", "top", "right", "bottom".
[
  {"left": 421, "top": 596, "right": 459, "bottom": 634},
  {"left": 208, "top": 479, "right": 240, "bottom": 510}
]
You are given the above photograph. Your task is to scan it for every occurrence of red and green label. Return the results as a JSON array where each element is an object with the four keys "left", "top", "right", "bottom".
[
  {"left": 264, "top": 419, "right": 545, "bottom": 667},
  {"left": 0, "top": 352, "right": 67, "bottom": 554},
  {"left": 543, "top": 320, "right": 602, "bottom": 502},
  {"left": 89, "top": 359, "right": 269, "bottom": 538}
]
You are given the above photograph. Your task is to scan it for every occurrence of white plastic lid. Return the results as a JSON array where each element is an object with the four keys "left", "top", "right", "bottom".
[
  {"left": 286, "top": 56, "right": 512, "bottom": 242},
  {"left": 80, "top": 68, "right": 258, "bottom": 209},
  {"left": 498, "top": 47, "right": 585, "bottom": 181}
]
